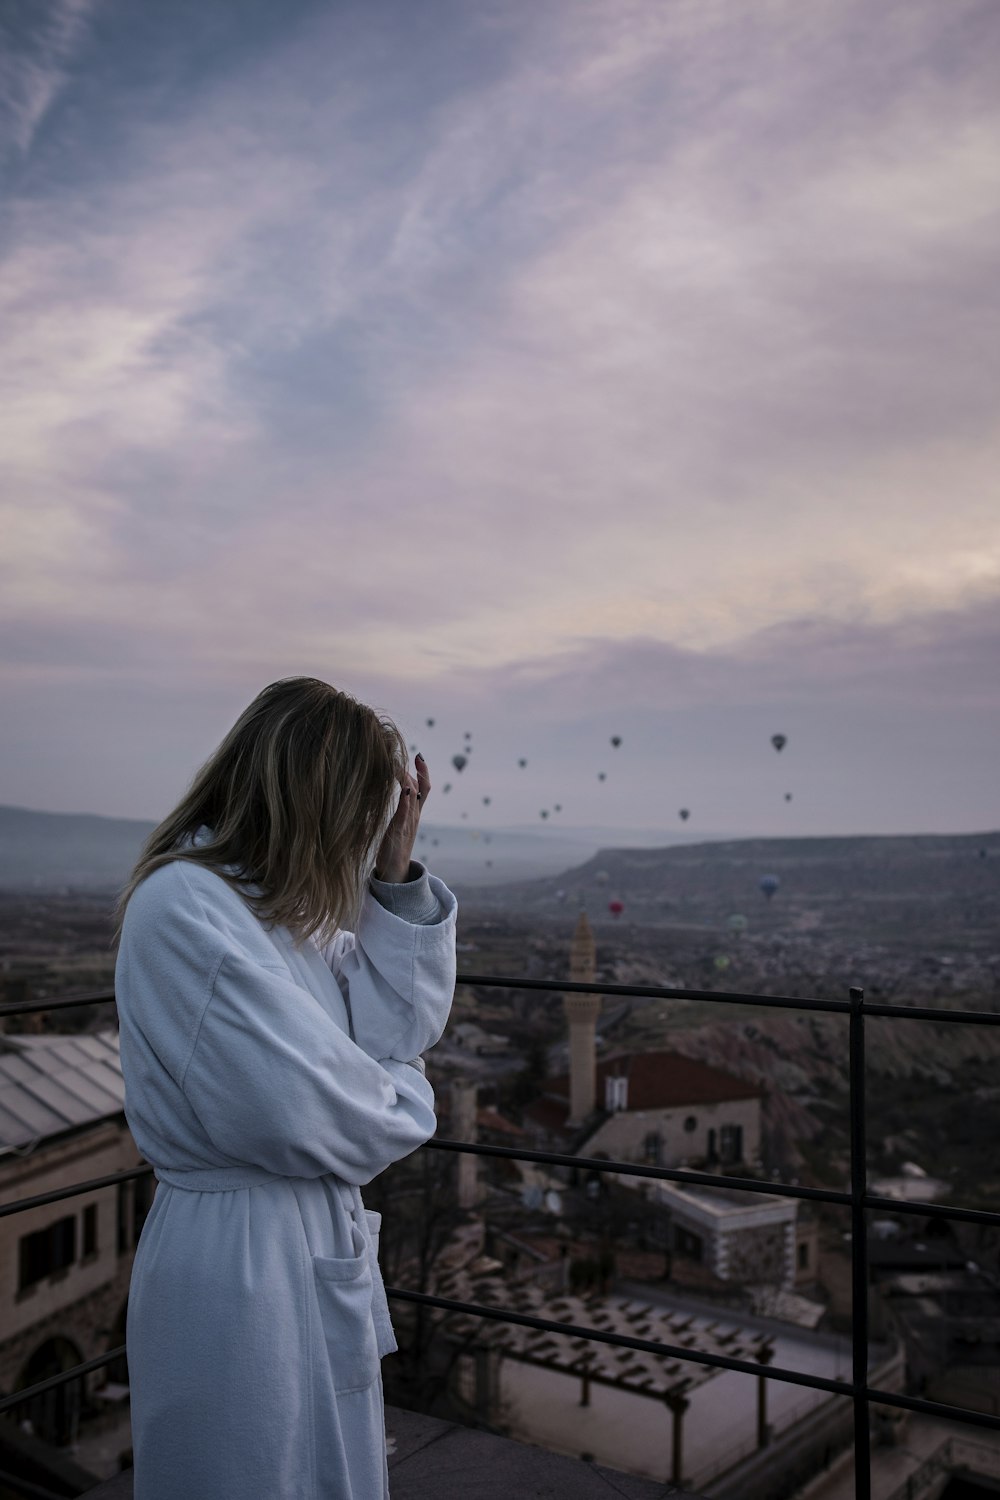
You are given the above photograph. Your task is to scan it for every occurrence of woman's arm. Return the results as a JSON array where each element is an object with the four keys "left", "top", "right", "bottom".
[
  {"left": 179, "top": 948, "right": 439, "bottom": 1185},
  {"left": 317, "top": 862, "right": 458, "bottom": 1063}
]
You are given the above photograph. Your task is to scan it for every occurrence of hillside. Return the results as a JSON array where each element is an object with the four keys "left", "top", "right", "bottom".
[
  {"left": 462, "top": 832, "right": 1000, "bottom": 953},
  {"left": 0, "top": 805, "right": 157, "bottom": 892}
]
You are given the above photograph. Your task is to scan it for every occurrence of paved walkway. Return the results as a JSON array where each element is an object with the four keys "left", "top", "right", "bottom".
[{"left": 81, "top": 1403, "right": 699, "bottom": 1498}]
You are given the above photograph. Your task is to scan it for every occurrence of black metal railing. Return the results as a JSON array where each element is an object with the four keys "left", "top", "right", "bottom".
[{"left": 1, "top": 973, "right": 999, "bottom": 1500}]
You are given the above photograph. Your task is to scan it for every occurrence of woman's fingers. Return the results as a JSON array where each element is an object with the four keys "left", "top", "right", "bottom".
[{"left": 415, "top": 752, "right": 430, "bottom": 803}]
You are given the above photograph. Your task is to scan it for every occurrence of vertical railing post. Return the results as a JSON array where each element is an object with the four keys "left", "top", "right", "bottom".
[{"left": 849, "top": 985, "right": 871, "bottom": 1500}]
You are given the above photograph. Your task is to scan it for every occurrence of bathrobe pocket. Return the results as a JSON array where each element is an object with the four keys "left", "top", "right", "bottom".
[
  {"left": 312, "top": 1222, "right": 380, "bottom": 1393},
  {"left": 364, "top": 1208, "right": 382, "bottom": 1254}
]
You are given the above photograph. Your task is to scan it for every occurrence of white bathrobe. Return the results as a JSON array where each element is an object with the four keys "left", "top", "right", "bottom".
[{"left": 115, "top": 828, "right": 457, "bottom": 1499}]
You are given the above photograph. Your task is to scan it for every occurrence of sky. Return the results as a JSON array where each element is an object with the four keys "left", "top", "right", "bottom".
[{"left": 2, "top": 0, "right": 998, "bottom": 841}]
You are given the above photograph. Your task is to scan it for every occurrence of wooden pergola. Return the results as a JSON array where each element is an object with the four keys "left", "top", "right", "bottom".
[{"left": 432, "top": 1259, "right": 775, "bottom": 1488}]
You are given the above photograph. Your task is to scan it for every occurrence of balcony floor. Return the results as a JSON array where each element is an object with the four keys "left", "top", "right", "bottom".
[{"left": 80, "top": 1401, "right": 696, "bottom": 1498}]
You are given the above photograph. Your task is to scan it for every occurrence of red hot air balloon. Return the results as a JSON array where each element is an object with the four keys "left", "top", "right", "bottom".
[{"left": 608, "top": 899, "right": 624, "bottom": 918}]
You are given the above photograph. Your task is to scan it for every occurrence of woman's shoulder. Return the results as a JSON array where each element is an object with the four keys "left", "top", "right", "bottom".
[{"left": 125, "top": 856, "right": 252, "bottom": 937}]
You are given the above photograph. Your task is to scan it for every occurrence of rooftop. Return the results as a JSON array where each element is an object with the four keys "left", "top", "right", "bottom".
[
  {"left": 0, "top": 1028, "right": 122, "bottom": 1152},
  {"left": 80, "top": 1403, "right": 691, "bottom": 1499}
]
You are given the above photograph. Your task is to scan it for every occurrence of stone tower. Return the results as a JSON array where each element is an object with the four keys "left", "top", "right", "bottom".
[
  {"left": 450, "top": 1078, "right": 480, "bottom": 1208},
  {"left": 563, "top": 911, "right": 600, "bottom": 1126}
]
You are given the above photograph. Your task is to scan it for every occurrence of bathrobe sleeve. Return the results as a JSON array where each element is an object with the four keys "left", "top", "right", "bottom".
[
  {"left": 180, "top": 948, "right": 439, "bottom": 1185},
  {"left": 317, "top": 861, "right": 458, "bottom": 1065}
]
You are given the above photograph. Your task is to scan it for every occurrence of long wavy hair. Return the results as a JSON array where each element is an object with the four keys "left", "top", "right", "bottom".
[{"left": 110, "top": 677, "right": 408, "bottom": 952}]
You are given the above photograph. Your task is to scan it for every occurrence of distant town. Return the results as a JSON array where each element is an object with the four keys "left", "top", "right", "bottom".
[{"left": 1, "top": 813, "right": 998, "bottom": 1495}]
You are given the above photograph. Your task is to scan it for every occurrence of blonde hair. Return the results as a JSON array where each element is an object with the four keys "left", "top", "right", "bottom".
[{"left": 110, "top": 677, "right": 408, "bottom": 952}]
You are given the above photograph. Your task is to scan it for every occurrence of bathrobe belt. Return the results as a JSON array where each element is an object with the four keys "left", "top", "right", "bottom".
[{"left": 151, "top": 1162, "right": 399, "bottom": 1358}]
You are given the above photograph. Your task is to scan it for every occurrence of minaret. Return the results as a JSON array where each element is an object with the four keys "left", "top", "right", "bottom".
[
  {"left": 450, "top": 1079, "right": 480, "bottom": 1208},
  {"left": 563, "top": 911, "right": 600, "bottom": 1125}
]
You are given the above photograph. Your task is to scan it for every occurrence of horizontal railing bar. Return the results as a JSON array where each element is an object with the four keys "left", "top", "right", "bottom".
[
  {"left": 386, "top": 1288, "right": 1000, "bottom": 1432},
  {"left": 4, "top": 1148, "right": 999, "bottom": 1231},
  {"left": 456, "top": 974, "right": 1000, "bottom": 1025},
  {"left": 861, "top": 1002, "right": 1000, "bottom": 1025},
  {"left": 862, "top": 1192, "right": 1000, "bottom": 1227},
  {"left": 388, "top": 1286, "right": 829, "bottom": 1388},
  {"left": 4, "top": 1298, "right": 998, "bottom": 1438},
  {"left": 2, "top": 980, "right": 996, "bottom": 1027},
  {"left": 861, "top": 1383, "right": 1000, "bottom": 1429},
  {"left": 0, "top": 1345, "right": 125, "bottom": 1416},
  {"left": 459, "top": 974, "right": 851, "bottom": 1012},
  {"left": 426, "top": 1139, "right": 1000, "bottom": 1227},
  {"left": 0, "top": 1164, "right": 152, "bottom": 1218},
  {"left": 427, "top": 1137, "right": 847, "bottom": 1204},
  {"left": 0, "top": 990, "right": 117, "bottom": 1019}
]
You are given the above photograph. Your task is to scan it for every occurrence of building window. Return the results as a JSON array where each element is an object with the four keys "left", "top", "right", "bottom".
[
  {"left": 720, "top": 1123, "right": 743, "bottom": 1164},
  {"left": 18, "top": 1216, "right": 77, "bottom": 1292},
  {"left": 643, "top": 1131, "right": 662, "bottom": 1164},
  {"left": 82, "top": 1204, "right": 97, "bottom": 1258},
  {"left": 683, "top": 1116, "right": 697, "bottom": 1133},
  {"left": 798, "top": 1241, "right": 810, "bottom": 1271}
]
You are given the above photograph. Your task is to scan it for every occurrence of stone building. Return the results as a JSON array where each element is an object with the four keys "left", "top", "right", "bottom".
[
  {"left": 521, "top": 912, "right": 812, "bottom": 1292},
  {"left": 0, "top": 1029, "right": 148, "bottom": 1465}
]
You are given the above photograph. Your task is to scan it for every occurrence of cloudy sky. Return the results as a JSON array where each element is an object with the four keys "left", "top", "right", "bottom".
[{"left": 2, "top": 0, "right": 998, "bottom": 840}]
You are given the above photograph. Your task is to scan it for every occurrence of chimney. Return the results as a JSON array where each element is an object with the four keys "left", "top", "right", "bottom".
[{"left": 563, "top": 912, "right": 600, "bottom": 1125}]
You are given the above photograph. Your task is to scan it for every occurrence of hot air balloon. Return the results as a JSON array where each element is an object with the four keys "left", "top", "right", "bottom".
[
  {"left": 409, "top": 744, "right": 417, "bottom": 753},
  {"left": 518, "top": 758, "right": 528, "bottom": 768},
  {"left": 610, "top": 735, "right": 622, "bottom": 748},
  {"left": 594, "top": 870, "right": 610, "bottom": 885},
  {"left": 461, "top": 811, "right": 468, "bottom": 819},
  {"left": 442, "top": 783, "right": 452, "bottom": 794},
  {"left": 452, "top": 754, "right": 467, "bottom": 772},
  {"left": 555, "top": 888, "right": 567, "bottom": 903},
  {"left": 482, "top": 796, "right": 491, "bottom": 805},
  {"left": 484, "top": 834, "right": 491, "bottom": 844},
  {"left": 608, "top": 899, "right": 624, "bottom": 918},
  {"left": 432, "top": 837, "right": 439, "bottom": 846},
  {"left": 598, "top": 772, "right": 607, "bottom": 782},
  {"left": 771, "top": 734, "right": 787, "bottom": 753},
  {"left": 727, "top": 913, "right": 748, "bottom": 936},
  {"left": 426, "top": 718, "right": 435, "bottom": 727},
  {"left": 540, "top": 809, "right": 549, "bottom": 819},
  {"left": 464, "top": 730, "right": 472, "bottom": 739},
  {"left": 679, "top": 808, "right": 690, "bottom": 821},
  {"left": 784, "top": 793, "right": 793, "bottom": 802},
  {"left": 714, "top": 954, "right": 731, "bottom": 971},
  {"left": 554, "top": 804, "right": 562, "bottom": 812},
  {"left": 485, "top": 859, "right": 493, "bottom": 867},
  {"left": 759, "top": 874, "right": 780, "bottom": 901}
]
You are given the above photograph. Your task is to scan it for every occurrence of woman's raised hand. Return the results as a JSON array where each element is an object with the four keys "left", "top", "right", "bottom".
[{"left": 373, "top": 753, "right": 430, "bottom": 883}]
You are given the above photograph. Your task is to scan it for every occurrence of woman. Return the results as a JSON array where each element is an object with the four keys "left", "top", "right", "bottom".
[{"left": 112, "top": 676, "right": 457, "bottom": 1499}]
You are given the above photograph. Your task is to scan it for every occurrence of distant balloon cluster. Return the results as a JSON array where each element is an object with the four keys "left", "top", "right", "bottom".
[{"left": 411, "top": 721, "right": 797, "bottom": 887}]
